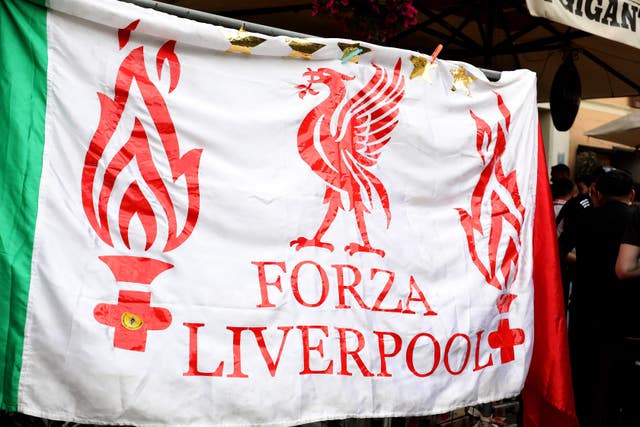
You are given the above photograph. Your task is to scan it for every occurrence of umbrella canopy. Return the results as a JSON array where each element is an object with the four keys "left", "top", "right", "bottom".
[
  {"left": 136, "top": 0, "right": 640, "bottom": 102},
  {"left": 585, "top": 110, "right": 640, "bottom": 147}
]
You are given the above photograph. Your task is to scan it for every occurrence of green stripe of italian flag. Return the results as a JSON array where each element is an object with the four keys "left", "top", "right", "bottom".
[{"left": 0, "top": 0, "right": 47, "bottom": 411}]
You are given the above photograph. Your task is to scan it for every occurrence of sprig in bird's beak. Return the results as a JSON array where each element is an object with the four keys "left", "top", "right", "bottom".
[{"left": 296, "top": 68, "right": 324, "bottom": 99}]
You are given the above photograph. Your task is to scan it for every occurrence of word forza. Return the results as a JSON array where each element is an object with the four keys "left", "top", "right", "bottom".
[{"left": 251, "top": 260, "right": 437, "bottom": 314}]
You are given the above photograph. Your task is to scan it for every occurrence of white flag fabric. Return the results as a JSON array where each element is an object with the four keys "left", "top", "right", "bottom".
[{"left": 1, "top": 0, "right": 561, "bottom": 425}]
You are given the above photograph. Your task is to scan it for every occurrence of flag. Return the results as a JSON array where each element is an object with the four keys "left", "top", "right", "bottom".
[
  {"left": 0, "top": 0, "right": 576, "bottom": 425},
  {"left": 520, "top": 130, "right": 578, "bottom": 427}
]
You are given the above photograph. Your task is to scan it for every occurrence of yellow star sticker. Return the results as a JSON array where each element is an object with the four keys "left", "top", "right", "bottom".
[
  {"left": 224, "top": 26, "right": 266, "bottom": 54},
  {"left": 410, "top": 54, "right": 438, "bottom": 83},
  {"left": 338, "top": 42, "right": 371, "bottom": 63},
  {"left": 450, "top": 65, "right": 477, "bottom": 96},
  {"left": 287, "top": 38, "right": 326, "bottom": 60}
]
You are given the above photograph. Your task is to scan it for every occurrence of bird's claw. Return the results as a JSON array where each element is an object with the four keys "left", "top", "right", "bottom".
[
  {"left": 344, "top": 243, "right": 385, "bottom": 258},
  {"left": 290, "top": 237, "right": 334, "bottom": 252}
]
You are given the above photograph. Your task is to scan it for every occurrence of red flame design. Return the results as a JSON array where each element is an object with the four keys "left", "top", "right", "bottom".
[
  {"left": 82, "top": 33, "right": 202, "bottom": 253},
  {"left": 456, "top": 93, "right": 525, "bottom": 293}
]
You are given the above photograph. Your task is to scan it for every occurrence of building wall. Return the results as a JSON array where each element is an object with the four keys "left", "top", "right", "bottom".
[{"left": 540, "top": 97, "right": 636, "bottom": 178}]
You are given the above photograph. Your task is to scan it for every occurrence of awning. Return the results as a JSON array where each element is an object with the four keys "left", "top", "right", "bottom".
[{"left": 585, "top": 110, "right": 640, "bottom": 147}]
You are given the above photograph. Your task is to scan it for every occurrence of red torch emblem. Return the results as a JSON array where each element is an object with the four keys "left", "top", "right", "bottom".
[
  {"left": 456, "top": 93, "right": 525, "bottom": 364},
  {"left": 82, "top": 20, "right": 202, "bottom": 351}
]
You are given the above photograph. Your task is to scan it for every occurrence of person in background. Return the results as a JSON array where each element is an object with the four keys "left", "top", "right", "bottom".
[
  {"left": 571, "top": 168, "right": 635, "bottom": 427},
  {"left": 557, "top": 174, "right": 596, "bottom": 309},
  {"left": 613, "top": 207, "right": 640, "bottom": 426},
  {"left": 575, "top": 174, "right": 594, "bottom": 198},
  {"left": 558, "top": 172, "right": 598, "bottom": 253},
  {"left": 551, "top": 178, "right": 577, "bottom": 230},
  {"left": 551, "top": 163, "right": 570, "bottom": 183},
  {"left": 633, "top": 181, "right": 640, "bottom": 206}
]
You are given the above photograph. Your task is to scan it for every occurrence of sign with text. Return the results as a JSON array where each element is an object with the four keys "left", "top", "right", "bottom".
[{"left": 527, "top": 0, "right": 640, "bottom": 49}]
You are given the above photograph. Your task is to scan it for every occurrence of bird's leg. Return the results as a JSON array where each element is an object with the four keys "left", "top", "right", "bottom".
[
  {"left": 345, "top": 203, "right": 385, "bottom": 257},
  {"left": 290, "top": 197, "right": 339, "bottom": 252}
]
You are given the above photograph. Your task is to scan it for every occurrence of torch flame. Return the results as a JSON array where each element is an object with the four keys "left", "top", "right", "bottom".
[
  {"left": 456, "top": 93, "right": 525, "bottom": 292},
  {"left": 82, "top": 40, "right": 202, "bottom": 253}
]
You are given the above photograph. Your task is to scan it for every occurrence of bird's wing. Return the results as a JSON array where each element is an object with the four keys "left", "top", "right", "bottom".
[
  {"left": 347, "top": 59, "right": 405, "bottom": 165},
  {"left": 334, "top": 59, "right": 405, "bottom": 217}
]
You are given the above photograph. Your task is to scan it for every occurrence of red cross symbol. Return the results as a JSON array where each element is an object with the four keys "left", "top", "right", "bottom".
[
  {"left": 94, "top": 290, "right": 172, "bottom": 352},
  {"left": 488, "top": 318, "right": 525, "bottom": 364}
]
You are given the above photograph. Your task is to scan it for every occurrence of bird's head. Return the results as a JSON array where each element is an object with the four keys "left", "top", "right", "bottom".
[{"left": 296, "top": 67, "right": 355, "bottom": 99}]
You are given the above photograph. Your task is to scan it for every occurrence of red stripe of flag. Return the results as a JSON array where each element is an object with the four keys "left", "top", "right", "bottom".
[{"left": 521, "top": 125, "right": 578, "bottom": 427}]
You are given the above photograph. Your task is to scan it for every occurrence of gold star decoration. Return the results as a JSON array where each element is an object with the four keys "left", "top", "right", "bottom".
[
  {"left": 450, "top": 65, "right": 477, "bottom": 96},
  {"left": 410, "top": 54, "right": 438, "bottom": 83},
  {"left": 287, "top": 38, "right": 326, "bottom": 59},
  {"left": 224, "top": 25, "right": 266, "bottom": 54},
  {"left": 338, "top": 42, "right": 371, "bottom": 64}
]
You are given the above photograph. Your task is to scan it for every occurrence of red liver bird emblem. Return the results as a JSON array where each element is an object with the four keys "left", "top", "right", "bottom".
[{"left": 291, "top": 59, "right": 405, "bottom": 257}]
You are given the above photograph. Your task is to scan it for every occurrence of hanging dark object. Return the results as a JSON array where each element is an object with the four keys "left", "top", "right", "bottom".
[{"left": 550, "top": 53, "right": 582, "bottom": 131}]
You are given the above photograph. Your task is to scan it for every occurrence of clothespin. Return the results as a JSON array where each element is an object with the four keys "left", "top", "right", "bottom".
[{"left": 430, "top": 44, "right": 443, "bottom": 63}]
